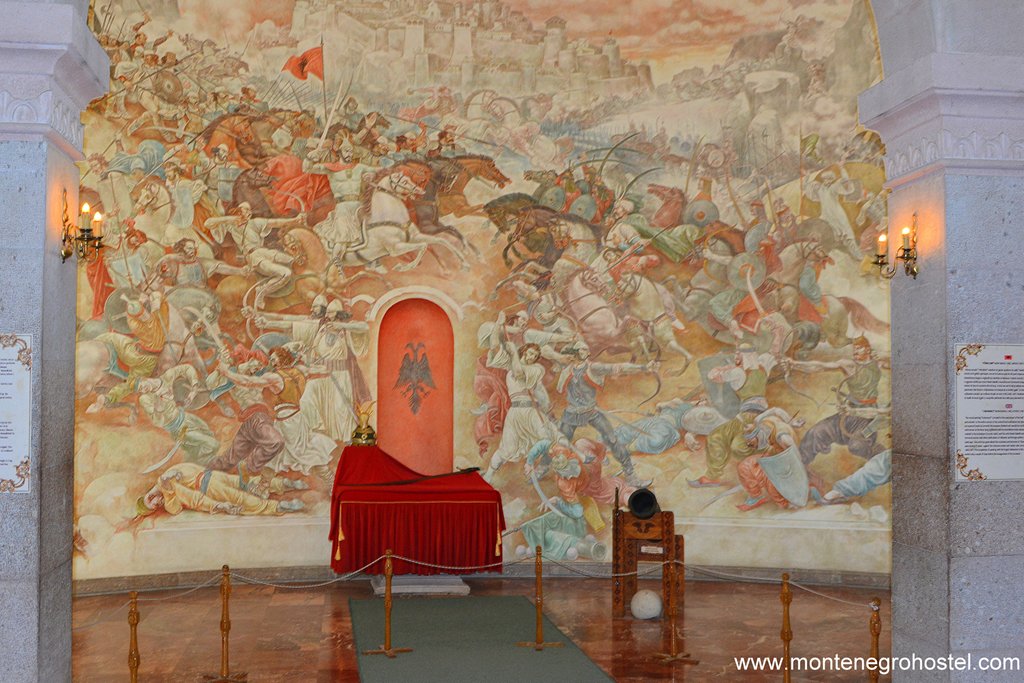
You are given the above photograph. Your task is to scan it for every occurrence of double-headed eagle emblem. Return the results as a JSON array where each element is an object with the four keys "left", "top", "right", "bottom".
[{"left": 395, "top": 342, "right": 435, "bottom": 414}]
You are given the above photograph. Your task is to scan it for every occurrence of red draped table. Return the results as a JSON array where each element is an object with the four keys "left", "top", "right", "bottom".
[{"left": 329, "top": 445, "right": 506, "bottom": 575}]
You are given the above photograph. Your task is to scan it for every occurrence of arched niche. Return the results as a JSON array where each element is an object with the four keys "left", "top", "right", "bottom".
[{"left": 375, "top": 298, "right": 455, "bottom": 474}]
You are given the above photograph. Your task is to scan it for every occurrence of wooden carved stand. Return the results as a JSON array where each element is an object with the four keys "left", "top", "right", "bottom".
[
  {"left": 612, "top": 491, "right": 696, "bottom": 665},
  {"left": 612, "top": 492, "right": 684, "bottom": 618},
  {"left": 650, "top": 542, "right": 698, "bottom": 665}
]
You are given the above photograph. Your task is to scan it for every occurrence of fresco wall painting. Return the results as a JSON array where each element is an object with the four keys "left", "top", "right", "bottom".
[{"left": 73, "top": 0, "right": 892, "bottom": 579}]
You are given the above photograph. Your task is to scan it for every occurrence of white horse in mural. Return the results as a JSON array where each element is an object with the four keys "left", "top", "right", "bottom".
[
  {"left": 130, "top": 179, "right": 172, "bottom": 243},
  {"left": 329, "top": 171, "right": 470, "bottom": 274}
]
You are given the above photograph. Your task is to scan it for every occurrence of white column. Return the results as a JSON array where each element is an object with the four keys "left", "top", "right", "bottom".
[
  {"left": 862, "top": 8, "right": 1024, "bottom": 679},
  {"left": 0, "top": 2, "right": 107, "bottom": 680}
]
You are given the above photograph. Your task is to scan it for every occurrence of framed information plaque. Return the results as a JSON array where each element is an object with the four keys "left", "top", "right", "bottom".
[
  {"left": 954, "top": 343, "right": 1024, "bottom": 481},
  {"left": 0, "top": 334, "right": 32, "bottom": 492}
]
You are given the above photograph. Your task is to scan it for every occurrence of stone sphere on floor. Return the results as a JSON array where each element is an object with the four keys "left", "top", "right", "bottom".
[{"left": 630, "top": 589, "right": 662, "bottom": 619}]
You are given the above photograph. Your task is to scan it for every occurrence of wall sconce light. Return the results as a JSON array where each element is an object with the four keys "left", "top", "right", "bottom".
[
  {"left": 874, "top": 212, "right": 919, "bottom": 279},
  {"left": 59, "top": 188, "right": 104, "bottom": 263}
]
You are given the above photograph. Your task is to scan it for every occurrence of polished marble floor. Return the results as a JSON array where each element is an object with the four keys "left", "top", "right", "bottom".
[{"left": 73, "top": 577, "right": 891, "bottom": 682}]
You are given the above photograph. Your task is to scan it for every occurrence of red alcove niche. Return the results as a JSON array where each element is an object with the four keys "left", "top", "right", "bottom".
[{"left": 375, "top": 298, "right": 454, "bottom": 474}]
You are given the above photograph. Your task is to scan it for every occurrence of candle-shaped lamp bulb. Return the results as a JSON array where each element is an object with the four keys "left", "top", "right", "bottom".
[
  {"left": 92, "top": 211, "right": 103, "bottom": 234},
  {"left": 901, "top": 226, "right": 911, "bottom": 250},
  {"left": 877, "top": 233, "right": 887, "bottom": 257},
  {"left": 81, "top": 202, "right": 90, "bottom": 215}
]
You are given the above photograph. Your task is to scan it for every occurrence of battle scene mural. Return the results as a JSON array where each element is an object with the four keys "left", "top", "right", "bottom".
[{"left": 74, "top": 0, "right": 892, "bottom": 579}]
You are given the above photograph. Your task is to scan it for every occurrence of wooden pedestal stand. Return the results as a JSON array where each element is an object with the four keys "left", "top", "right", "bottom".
[
  {"left": 612, "top": 490, "right": 684, "bottom": 619},
  {"left": 202, "top": 565, "right": 248, "bottom": 682},
  {"left": 363, "top": 550, "right": 413, "bottom": 658},
  {"left": 128, "top": 592, "right": 140, "bottom": 683},
  {"left": 612, "top": 491, "right": 695, "bottom": 665},
  {"left": 517, "top": 546, "right": 564, "bottom": 651},
  {"left": 650, "top": 539, "right": 698, "bottom": 665},
  {"left": 780, "top": 573, "right": 792, "bottom": 683},
  {"left": 868, "top": 598, "right": 882, "bottom": 683}
]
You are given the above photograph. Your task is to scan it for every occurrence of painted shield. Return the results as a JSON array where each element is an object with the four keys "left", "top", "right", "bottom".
[
  {"left": 679, "top": 405, "right": 729, "bottom": 436},
  {"left": 758, "top": 445, "right": 810, "bottom": 507},
  {"left": 102, "top": 287, "right": 134, "bottom": 334},
  {"left": 683, "top": 199, "right": 719, "bottom": 228},
  {"left": 172, "top": 379, "right": 211, "bottom": 411},
  {"left": 537, "top": 185, "right": 566, "bottom": 211},
  {"left": 727, "top": 252, "right": 767, "bottom": 291},
  {"left": 568, "top": 193, "right": 598, "bottom": 222},
  {"left": 154, "top": 71, "right": 184, "bottom": 104}
]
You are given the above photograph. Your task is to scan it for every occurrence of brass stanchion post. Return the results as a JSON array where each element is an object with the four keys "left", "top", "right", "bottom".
[
  {"left": 517, "top": 546, "right": 563, "bottom": 651},
  {"left": 203, "top": 565, "right": 247, "bottom": 682},
  {"left": 868, "top": 598, "right": 882, "bottom": 683},
  {"left": 780, "top": 573, "right": 792, "bottom": 683},
  {"left": 651, "top": 553, "right": 698, "bottom": 665},
  {"left": 128, "top": 591, "right": 140, "bottom": 683},
  {"left": 363, "top": 550, "right": 412, "bottom": 658}
]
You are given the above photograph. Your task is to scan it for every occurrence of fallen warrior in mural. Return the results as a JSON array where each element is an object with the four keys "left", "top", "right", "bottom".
[{"left": 135, "top": 462, "right": 307, "bottom": 518}]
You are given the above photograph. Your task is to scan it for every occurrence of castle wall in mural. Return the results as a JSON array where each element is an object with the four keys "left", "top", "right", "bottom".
[{"left": 74, "top": 0, "right": 891, "bottom": 579}]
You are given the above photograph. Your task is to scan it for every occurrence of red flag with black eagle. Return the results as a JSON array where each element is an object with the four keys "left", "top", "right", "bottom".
[{"left": 282, "top": 46, "right": 323, "bottom": 81}]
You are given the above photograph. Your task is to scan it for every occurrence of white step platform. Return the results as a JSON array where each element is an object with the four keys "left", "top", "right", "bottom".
[{"left": 369, "top": 575, "right": 471, "bottom": 596}]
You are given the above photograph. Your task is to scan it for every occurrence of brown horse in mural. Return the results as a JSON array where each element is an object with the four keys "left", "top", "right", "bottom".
[
  {"left": 197, "top": 113, "right": 267, "bottom": 169},
  {"left": 647, "top": 183, "right": 687, "bottom": 229},
  {"left": 229, "top": 167, "right": 276, "bottom": 217},
  {"left": 393, "top": 155, "right": 510, "bottom": 259},
  {"left": 433, "top": 155, "right": 511, "bottom": 218}
]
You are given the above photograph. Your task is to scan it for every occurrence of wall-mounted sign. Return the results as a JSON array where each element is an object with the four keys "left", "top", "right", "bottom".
[
  {"left": 0, "top": 334, "right": 32, "bottom": 492},
  {"left": 954, "top": 344, "right": 1024, "bottom": 481}
]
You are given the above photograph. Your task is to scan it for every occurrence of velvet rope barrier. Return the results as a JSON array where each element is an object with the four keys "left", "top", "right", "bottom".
[{"left": 95, "top": 552, "right": 884, "bottom": 681}]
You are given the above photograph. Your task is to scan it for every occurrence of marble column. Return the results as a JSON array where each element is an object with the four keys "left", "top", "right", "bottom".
[
  {"left": 861, "top": 12, "right": 1024, "bottom": 681},
  {"left": 0, "top": 2, "right": 107, "bottom": 681}
]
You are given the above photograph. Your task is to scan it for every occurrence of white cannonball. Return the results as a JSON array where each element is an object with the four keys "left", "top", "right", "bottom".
[{"left": 630, "top": 589, "right": 663, "bottom": 620}]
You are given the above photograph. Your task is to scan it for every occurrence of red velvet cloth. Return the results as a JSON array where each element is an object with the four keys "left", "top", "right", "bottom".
[
  {"left": 263, "top": 153, "right": 335, "bottom": 225},
  {"left": 329, "top": 445, "right": 505, "bottom": 575},
  {"left": 86, "top": 256, "right": 115, "bottom": 320}
]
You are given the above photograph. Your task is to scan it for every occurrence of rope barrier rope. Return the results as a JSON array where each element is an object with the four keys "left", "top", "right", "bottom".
[
  {"left": 546, "top": 557, "right": 672, "bottom": 579},
  {"left": 231, "top": 556, "right": 384, "bottom": 589},
  {"left": 73, "top": 551, "right": 880, "bottom": 632},
  {"left": 137, "top": 574, "right": 223, "bottom": 602},
  {"left": 72, "top": 600, "right": 133, "bottom": 632},
  {"left": 74, "top": 574, "right": 230, "bottom": 632},
  {"left": 679, "top": 562, "right": 877, "bottom": 610},
  {"left": 680, "top": 563, "right": 782, "bottom": 585},
  {"left": 787, "top": 580, "right": 877, "bottom": 609},
  {"left": 388, "top": 554, "right": 533, "bottom": 572}
]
